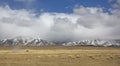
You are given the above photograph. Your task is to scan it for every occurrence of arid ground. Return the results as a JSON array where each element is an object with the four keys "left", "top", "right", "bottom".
[{"left": 0, "top": 46, "right": 120, "bottom": 66}]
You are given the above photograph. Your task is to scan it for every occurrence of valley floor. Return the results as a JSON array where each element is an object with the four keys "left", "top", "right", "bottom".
[{"left": 0, "top": 46, "right": 120, "bottom": 66}]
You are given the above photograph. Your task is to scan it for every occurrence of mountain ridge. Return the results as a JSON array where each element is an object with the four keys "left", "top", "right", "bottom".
[
  {"left": 0, "top": 37, "right": 55, "bottom": 46},
  {"left": 62, "top": 39, "right": 120, "bottom": 47},
  {"left": 0, "top": 37, "right": 120, "bottom": 47}
]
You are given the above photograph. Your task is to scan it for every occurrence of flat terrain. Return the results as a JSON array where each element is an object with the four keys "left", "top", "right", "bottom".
[{"left": 0, "top": 46, "right": 120, "bottom": 66}]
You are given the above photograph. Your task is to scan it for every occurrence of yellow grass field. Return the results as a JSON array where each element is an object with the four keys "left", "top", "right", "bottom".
[{"left": 0, "top": 46, "right": 120, "bottom": 66}]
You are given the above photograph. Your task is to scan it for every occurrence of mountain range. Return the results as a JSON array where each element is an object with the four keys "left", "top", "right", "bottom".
[
  {"left": 0, "top": 37, "right": 120, "bottom": 47},
  {"left": 62, "top": 40, "right": 120, "bottom": 47},
  {"left": 0, "top": 37, "right": 55, "bottom": 46}
]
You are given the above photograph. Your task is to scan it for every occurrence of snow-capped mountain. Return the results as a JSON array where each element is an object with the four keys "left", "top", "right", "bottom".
[
  {"left": 62, "top": 40, "right": 120, "bottom": 47},
  {"left": 0, "top": 37, "right": 55, "bottom": 46},
  {"left": 0, "top": 37, "right": 120, "bottom": 47}
]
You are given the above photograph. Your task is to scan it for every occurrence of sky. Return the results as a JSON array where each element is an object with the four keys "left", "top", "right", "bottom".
[
  {"left": 0, "top": 0, "right": 120, "bottom": 42},
  {"left": 0, "top": 0, "right": 112, "bottom": 13}
]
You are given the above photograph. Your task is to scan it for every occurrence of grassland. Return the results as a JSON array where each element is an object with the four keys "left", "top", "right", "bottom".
[{"left": 0, "top": 46, "right": 120, "bottom": 66}]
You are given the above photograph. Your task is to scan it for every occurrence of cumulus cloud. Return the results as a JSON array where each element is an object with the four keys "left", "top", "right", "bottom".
[
  {"left": 0, "top": 5, "right": 120, "bottom": 42},
  {"left": 109, "top": 0, "right": 120, "bottom": 9},
  {"left": 113, "top": 3, "right": 120, "bottom": 9}
]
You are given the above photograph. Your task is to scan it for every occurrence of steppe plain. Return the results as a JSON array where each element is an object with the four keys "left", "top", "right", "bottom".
[{"left": 0, "top": 46, "right": 120, "bottom": 66}]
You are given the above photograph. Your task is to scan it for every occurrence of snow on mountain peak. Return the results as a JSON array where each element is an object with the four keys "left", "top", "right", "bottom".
[{"left": 0, "top": 37, "right": 120, "bottom": 47}]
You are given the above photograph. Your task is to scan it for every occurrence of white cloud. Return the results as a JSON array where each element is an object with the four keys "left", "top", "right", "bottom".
[
  {"left": 74, "top": 6, "right": 103, "bottom": 15},
  {"left": 0, "top": 5, "right": 120, "bottom": 42},
  {"left": 109, "top": 0, "right": 120, "bottom": 9}
]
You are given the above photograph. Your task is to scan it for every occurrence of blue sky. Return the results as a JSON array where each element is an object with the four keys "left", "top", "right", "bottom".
[{"left": 0, "top": 0, "right": 111, "bottom": 13}]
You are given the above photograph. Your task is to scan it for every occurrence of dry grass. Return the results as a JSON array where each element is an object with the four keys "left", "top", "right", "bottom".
[{"left": 0, "top": 46, "right": 120, "bottom": 66}]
